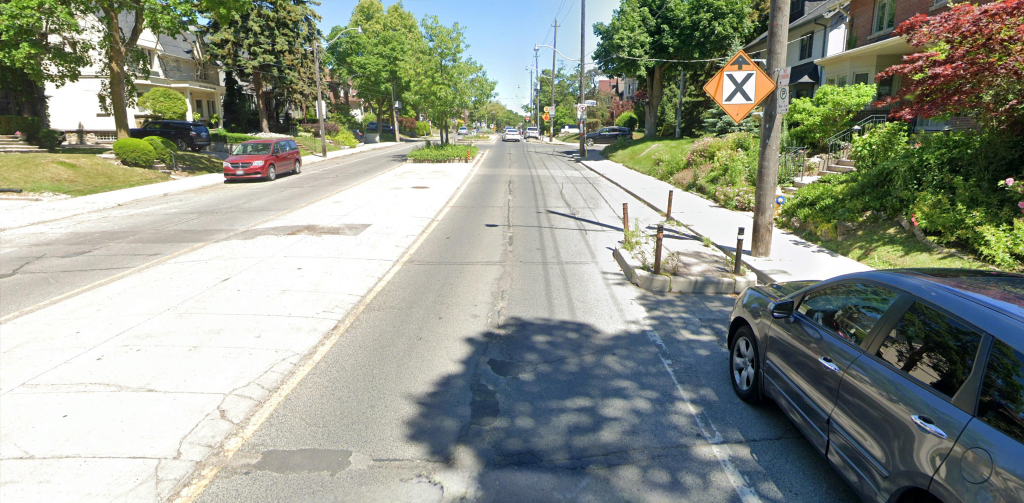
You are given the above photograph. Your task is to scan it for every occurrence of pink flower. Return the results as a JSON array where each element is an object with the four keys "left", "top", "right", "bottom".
[
  {"left": 1018, "top": 201, "right": 1024, "bottom": 209},
  {"left": 1008, "top": 178, "right": 1017, "bottom": 186},
  {"left": 911, "top": 214, "right": 918, "bottom": 226}
]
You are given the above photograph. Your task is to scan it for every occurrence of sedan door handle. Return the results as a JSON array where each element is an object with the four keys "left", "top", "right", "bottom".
[
  {"left": 911, "top": 415, "right": 948, "bottom": 439},
  {"left": 818, "top": 356, "right": 841, "bottom": 373}
]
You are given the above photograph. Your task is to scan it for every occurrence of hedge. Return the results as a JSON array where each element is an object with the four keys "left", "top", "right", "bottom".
[
  {"left": 34, "top": 129, "right": 63, "bottom": 150},
  {"left": 297, "top": 122, "right": 339, "bottom": 137},
  {"left": 407, "top": 143, "right": 478, "bottom": 162},
  {"left": 112, "top": 138, "right": 157, "bottom": 167},
  {"left": 332, "top": 129, "right": 359, "bottom": 148},
  {"left": 0, "top": 116, "right": 40, "bottom": 136},
  {"left": 210, "top": 128, "right": 257, "bottom": 143},
  {"left": 144, "top": 136, "right": 177, "bottom": 163}
]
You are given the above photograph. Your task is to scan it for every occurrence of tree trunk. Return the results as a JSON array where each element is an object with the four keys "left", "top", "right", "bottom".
[
  {"left": 643, "top": 65, "right": 665, "bottom": 138},
  {"left": 253, "top": 70, "right": 269, "bottom": 133},
  {"left": 390, "top": 81, "right": 400, "bottom": 142},
  {"left": 103, "top": 11, "right": 130, "bottom": 139}
]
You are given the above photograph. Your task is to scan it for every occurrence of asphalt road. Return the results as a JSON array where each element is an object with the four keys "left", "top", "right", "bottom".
[
  {"left": 195, "top": 139, "right": 860, "bottom": 503},
  {"left": 0, "top": 143, "right": 418, "bottom": 319}
]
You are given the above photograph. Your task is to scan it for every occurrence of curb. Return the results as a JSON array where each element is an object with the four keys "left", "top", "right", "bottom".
[
  {"left": 613, "top": 247, "right": 757, "bottom": 295},
  {"left": 580, "top": 158, "right": 776, "bottom": 284}
]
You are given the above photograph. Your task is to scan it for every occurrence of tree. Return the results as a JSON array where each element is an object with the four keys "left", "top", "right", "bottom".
[
  {"left": 137, "top": 88, "right": 187, "bottom": 120},
  {"left": 594, "top": 0, "right": 753, "bottom": 138},
  {"left": 327, "top": 0, "right": 422, "bottom": 141},
  {"left": 876, "top": 0, "right": 1024, "bottom": 132},
  {"left": 209, "top": 0, "right": 320, "bottom": 133},
  {"left": 786, "top": 83, "right": 877, "bottom": 149}
]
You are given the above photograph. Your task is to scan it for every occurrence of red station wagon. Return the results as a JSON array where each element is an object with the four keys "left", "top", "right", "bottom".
[{"left": 223, "top": 139, "right": 302, "bottom": 181}]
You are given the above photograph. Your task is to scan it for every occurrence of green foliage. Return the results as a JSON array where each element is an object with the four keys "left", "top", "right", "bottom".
[
  {"left": 332, "top": 129, "right": 359, "bottom": 148},
  {"left": 138, "top": 88, "right": 187, "bottom": 120},
  {"left": 143, "top": 136, "right": 176, "bottom": 163},
  {"left": 33, "top": 129, "right": 63, "bottom": 150},
  {"left": 112, "top": 138, "right": 156, "bottom": 167},
  {"left": 783, "top": 127, "right": 1024, "bottom": 269},
  {"left": 0, "top": 115, "right": 39, "bottom": 135},
  {"left": 700, "top": 106, "right": 759, "bottom": 136},
  {"left": 210, "top": 128, "right": 256, "bottom": 143},
  {"left": 786, "top": 84, "right": 877, "bottom": 149},
  {"left": 415, "top": 121, "right": 431, "bottom": 137},
  {"left": 407, "top": 143, "right": 478, "bottom": 162},
  {"left": 0, "top": 0, "right": 93, "bottom": 88},
  {"left": 615, "top": 111, "right": 639, "bottom": 130}
]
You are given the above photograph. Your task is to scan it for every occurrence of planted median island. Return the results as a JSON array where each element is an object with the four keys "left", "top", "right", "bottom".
[{"left": 407, "top": 143, "right": 479, "bottom": 163}]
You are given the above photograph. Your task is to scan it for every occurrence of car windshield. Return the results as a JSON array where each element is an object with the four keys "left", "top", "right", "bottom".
[
  {"left": 527, "top": 127, "right": 538, "bottom": 131},
  {"left": 192, "top": 125, "right": 209, "bottom": 134},
  {"left": 233, "top": 142, "right": 272, "bottom": 155}
]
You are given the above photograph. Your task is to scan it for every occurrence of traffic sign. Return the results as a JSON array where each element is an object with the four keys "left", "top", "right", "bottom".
[
  {"left": 777, "top": 67, "right": 791, "bottom": 114},
  {"left": 576, "top": 104, "right": 587, "bottom": 114},
  {"left": 584, "top": 100, "right": 597, "bottom": 107},
  {"left": 543, "top": 106, "right": 550, "bottom": 113},
  {"left": 543, "top": 114, "right": 550, "bottom": 121},
  {"left": 703, "top": 50, "right": 776, "bottom": 124}
]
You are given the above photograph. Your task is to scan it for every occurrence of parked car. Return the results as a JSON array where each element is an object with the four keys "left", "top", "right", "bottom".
[
  {"left": 350, "top": 129, "right": 365, "bottom": 142},
  {"left": 458, "top": 127, "right": 469, "bottom": 135},
  {"left": 222, "top": 139, "right": 301, "bottom": 181},
  {"left": 365, "top": 122, "right": 395, "bottom": 134},
  {"left": 583, "top": 126, "right": 631, "bottom": 146},
  {"left": 728, "top": 269, "right": 1024, "bottom": 503},
  {"left": 561, "top": 125, "right": 580, "bottom": 134},
  {"left": 502, "top": 127, "right": 522, "bottom": 142},
  {"left": 525, "top": 127, "right": 540, "bottom": 139},
  {"left": 129, "top": 120, "right": 211, "bottom": 151}
]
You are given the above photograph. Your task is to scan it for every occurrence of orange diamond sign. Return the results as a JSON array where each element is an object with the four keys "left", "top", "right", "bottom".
[{"left": 703, "top": 50, "right": 776, "bottom": 124}]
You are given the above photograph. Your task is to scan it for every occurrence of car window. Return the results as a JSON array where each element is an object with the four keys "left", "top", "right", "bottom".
[
  {"left": 876, "top": 301, "right": 983, "bottom": 399},
  {"left": 797, "top": 282, "right": 899, "bottom": 345},
  {"left": 233, "top": 142, "right": 271, "bottom": 155},
  {"left": 289, "top": 140, "right": 298, "bottom": 151},
  {"left": 977, "top": 339, "right": 1024, "bottom": 443},
  {"left": 146, "top": 123, "right": 162, "bottom": 130},
  {"left": 192, "top": 125, "right": 209, "bottom": 134}
]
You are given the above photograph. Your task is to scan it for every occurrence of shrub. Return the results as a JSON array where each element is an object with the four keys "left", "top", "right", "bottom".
[
  {"left": 298, "top": 122, "right": 340, "bottom": 137},
  {"left": 332, "top": 129, "right": 359, "bottom": 148},
  {"left": 397, "top": 117, "right": 416, "bottom": 135},
  {"left": 408, "top": 143, "right": 478, "bottom": 162},
  {"left": 143, "top": 136, "right": 177, "bottom": 163},
  {"left": 786, "top": 84, "right": 877, "bottom": 149},
  {"left": 362, "top": 113, "right": 377, "bottom": 130},
  {"left": 210, "top": 128, "right": 256, "bottom": 143},
  {"left": 137, "top": 88, "right": 187, "bottom": 120},
  {"left": 586, "top": 119, "right": 601, "bottom": 133},
  {"left": 700, "top": 106, "right": 758, "bottom": 136},
  {"left": 0, "top": 116, "right": 39, "bottom": 136},
  {"left": 33, "top": 129, "right": 63, "bottom": 150},
  {"left": 112, "top": 138, "right": 156, "bottom": 167},
  {"left": 850, "top": 122, "right": 910, "bottom": 171},
  {"left": 415, "top": 121, "right": 431, "bottom": 137},
  {"left": 615, "top": 111, "right": 638, "bottom": 131}
]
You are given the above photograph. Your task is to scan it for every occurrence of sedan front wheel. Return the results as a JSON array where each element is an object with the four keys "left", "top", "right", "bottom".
[
  {"left": 586, "top": 138, "right": 595, "bottom": 147},
  {"left": 730, "top": 326, "right": 763, "bottom": 404}
]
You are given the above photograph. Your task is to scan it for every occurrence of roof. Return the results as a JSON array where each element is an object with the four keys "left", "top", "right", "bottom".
[
  {"left": 158, "top": 33, "right": 199, "bottom": 60},
  {"left": 744, "top": 0, "right": 848, "bottom": 50}
]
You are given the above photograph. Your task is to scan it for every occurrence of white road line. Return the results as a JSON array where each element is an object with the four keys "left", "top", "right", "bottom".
[
  {"left": 171, "top": 150, "right": 488, "bottom": 503},
  {"left": 644, "top": 327, "right": 763, "bottom": 503}
]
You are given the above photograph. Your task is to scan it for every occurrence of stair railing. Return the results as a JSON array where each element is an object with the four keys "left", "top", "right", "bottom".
[{"left": 826, "top": 115, "right": 888, "bottom": 160}]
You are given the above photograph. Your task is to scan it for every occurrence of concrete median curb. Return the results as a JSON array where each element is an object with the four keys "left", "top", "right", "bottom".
[{"left": 613, "top": 248, "right": 757, "bottom": 295}]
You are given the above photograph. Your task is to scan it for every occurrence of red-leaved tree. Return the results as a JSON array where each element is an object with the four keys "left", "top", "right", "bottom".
[{"left": 876, "top": 0, "right": 1024, "bottom": 131}]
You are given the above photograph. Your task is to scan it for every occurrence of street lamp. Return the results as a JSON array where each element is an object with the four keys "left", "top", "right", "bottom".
[{"left": 313, "top": 25, "right": 362, "bottom": 157}]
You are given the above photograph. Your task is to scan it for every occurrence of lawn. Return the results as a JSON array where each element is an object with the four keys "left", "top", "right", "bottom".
[
  {"left": 790, "top": 220, "right": 994, "bottom": 270},
  {"left": 0, "top": 153, "right": 170, "bottom": 196},
  {"left": 292, "top": 135, "right": 342, "bottom": 153},
  {"left": 171, "top": 151, "right": 224, "bottom": 173},
  {"left": 602, "top": 136, "right": 696, "bottom": 178}
]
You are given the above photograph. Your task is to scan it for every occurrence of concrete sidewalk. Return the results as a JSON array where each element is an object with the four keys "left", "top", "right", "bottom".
[
  {"left": 0, "top": 141, "right": 409, "bottom": 232},
  {"left": 0, "top": 155, "right": 481, "bottom": 503},
  {"left": 578, "top": 154, "right": 871, "bottom": 283}
]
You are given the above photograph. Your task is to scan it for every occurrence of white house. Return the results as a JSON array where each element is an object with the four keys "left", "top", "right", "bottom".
[
  {"left": 744, "top": 0, "right": 851, "bottom": 99},
  {"left": 47, "top": 13, "right": 225, "bottom": 144}
]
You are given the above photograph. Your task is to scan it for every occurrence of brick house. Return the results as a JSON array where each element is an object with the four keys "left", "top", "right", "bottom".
[{"left": 814, "top": 0, "right": 995, "bottom": 129}]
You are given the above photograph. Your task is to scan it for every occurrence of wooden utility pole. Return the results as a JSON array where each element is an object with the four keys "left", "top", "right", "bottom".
[
  {"left": 550, "top": 19, "right": 558, "bottom": 143},
  {"left": 751, "top": 0, "right": 791, "bottom": 257},
  {"left": 579, "top": 0, "right": 586, "bottom": 157}
]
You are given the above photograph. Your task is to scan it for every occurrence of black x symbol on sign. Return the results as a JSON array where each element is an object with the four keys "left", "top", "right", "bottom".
[{"left": 725, "top": 73, "right": 753, "bottom": 102}]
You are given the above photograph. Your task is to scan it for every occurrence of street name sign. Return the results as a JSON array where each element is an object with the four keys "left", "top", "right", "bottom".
[{"left": 703, "top": 50, "right": 776, "bottom": 124}]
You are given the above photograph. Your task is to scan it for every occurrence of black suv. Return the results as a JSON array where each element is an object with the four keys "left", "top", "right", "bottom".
[{"left": 129, "top": 121, "right": 211, "bottom": 151}]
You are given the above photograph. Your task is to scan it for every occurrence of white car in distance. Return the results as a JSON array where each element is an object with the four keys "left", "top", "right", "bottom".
[
  {"left": 525, "top": 127, "right": 540, "bottom": 140},
  {"left": 502, "top": 127, "right": 522, "bottom": 142}
]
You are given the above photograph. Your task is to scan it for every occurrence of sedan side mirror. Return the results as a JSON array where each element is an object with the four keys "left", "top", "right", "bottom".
[{"left": 770, "top": 300, "right": 795, "bottom": 319}]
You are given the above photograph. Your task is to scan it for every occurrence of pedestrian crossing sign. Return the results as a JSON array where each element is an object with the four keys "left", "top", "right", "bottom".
[{"left": 703, "top": 50, "right": 776, "bottom": 124}]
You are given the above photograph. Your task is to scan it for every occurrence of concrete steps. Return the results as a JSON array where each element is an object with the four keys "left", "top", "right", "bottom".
[{"left": 0, "top": 135, "right": 42, "bottom": 153}]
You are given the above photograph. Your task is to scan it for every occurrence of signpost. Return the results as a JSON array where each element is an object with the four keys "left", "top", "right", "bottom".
[
  {"left": 777, "top": 66, "right": 791, "bottom": 115},
  {"left": 702, "top": 50, "right": 776, "bottom": 123}
]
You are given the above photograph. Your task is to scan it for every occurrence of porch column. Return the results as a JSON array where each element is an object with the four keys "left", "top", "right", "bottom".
[
  {"left": 216, "top": 92, "right": 223, "bottom": 121},
  {"left": 184, "top": 88, "right": 193, "bottom": 121}
]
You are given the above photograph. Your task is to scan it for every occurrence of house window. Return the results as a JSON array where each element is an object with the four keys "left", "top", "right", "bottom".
[
  {"left": 854, "top": 73, "right": 869, "bottom": 85},
  {"left": 195, "top": 99, "right": 202, "bottom": 117},
  {"left": 873, "top": 0, "right": 896, "bottom": 33},
  {"left": 877, "top": 76, "right": 894, "bottom": 98},
  {"left": 838, "top": 74, "right": 848, "bottom": 87},
  {"left": 207, "top": 100, "right": 214, "bottom": 117},
  {"left": 799, "top": 32, "right": 815, "bottom": 60},
  {"left": 826, "top": 77, "right": 836, "bottom": 86}
]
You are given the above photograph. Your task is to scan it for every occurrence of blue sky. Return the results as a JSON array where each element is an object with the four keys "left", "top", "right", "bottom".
[{"left": 317, "top": 0, "right": 620, "bottom": 112}]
